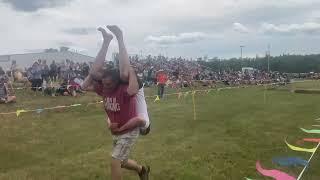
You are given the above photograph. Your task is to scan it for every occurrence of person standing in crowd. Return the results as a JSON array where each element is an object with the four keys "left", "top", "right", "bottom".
[
  {"left": 30, "top": 62, "right": 42, "bottom": 91},
  {"left": 50, "top": 60, "right": 58, "bottom": 82},
  {"left": 82, "top": 26, "right": 150, "bottom": 180},
  {"left": 66, "top": 60, "right": 76, "bottom": 80},
  {"left": 81, "top": 62, "right": 90, "bottom": 77},
  {"left": 156, "top": 69, "right": 167, "bottom": 99},
  {"left": 10, "top": 60, "right": 18, "bottom": 81},
  {"left": 41, "top": 60, "right": 50, "bottom": 83},
  {"left": 75, "top": 62, "right": 81, "bottom": 75},
  {"left": 60, "top": 61, "right": 68, "bottom": 80}
]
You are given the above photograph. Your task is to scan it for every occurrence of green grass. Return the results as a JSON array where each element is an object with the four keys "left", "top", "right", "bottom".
[
  {"left": 1, "top": 82, "right": 320, "bottom": 179},
  {"left": 287, "top": 80, "right": 320, "bottom": 90}
]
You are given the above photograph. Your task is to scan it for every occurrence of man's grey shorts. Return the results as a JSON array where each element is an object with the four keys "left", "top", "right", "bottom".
[{"left": 112, "top": 128, "right": 139, "bottom": 162}]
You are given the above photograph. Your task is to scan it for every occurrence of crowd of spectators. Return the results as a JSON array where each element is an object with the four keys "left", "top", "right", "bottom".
[
  {"left": 0, "top": 55, "right": 295, "bottom": 104},
  {"left": 1, "top": 59, "right": 90, "bottom": 99},
  {"left": 127, "top": 55, "right": 289, "bottom": 88}
]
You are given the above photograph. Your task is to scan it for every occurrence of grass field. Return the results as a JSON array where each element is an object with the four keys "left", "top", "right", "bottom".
[{"left": 1, "top": 81, "right": 320, "bottom": 180}]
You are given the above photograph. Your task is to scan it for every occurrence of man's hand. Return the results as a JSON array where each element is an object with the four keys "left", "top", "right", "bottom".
[{"left": 108, "top": 122, "right": 120, "bottom": 133}]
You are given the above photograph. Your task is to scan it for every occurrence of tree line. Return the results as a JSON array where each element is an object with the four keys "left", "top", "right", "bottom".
[{"left": 198, "top": 54, "right": 320, "bottom": 73}]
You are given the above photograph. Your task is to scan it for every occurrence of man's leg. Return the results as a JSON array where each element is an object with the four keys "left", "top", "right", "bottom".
[
  {"left": 160, "top": 85, "right": 164, "bottom": 98},
  {"left": 158, "top": 85, "right": 161, "bottom": 97},
  {"left": 121, "top": 158, "right": 150, "bottom": 180},
  {"left": 111, "top": 158, "right": 147, "bottom": 180},
  {"left": 112, "top": 129, "right": 149, "bottom": 179},
  {"left": 37, "top": 79, "right": 42, "bottom": 91},
  {"left": 122, "top": 159, "right": 142, "bottom": 173},
  {"left": 31, "top": 80, "right": 36, "bottom": 91},
  {"left": 111, "top": 158, "right": 122, "bottom": 180}
]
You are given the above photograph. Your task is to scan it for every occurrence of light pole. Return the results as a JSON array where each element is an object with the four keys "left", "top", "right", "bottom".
[
  {"left": 267, "top": 44, "right": 271, "bottom": 72},
  {"left": 240, "top": 45, "right": 245, "bottom": 60}
]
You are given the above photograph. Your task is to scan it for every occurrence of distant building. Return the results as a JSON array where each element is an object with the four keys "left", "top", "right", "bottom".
[
  {"left": 242, "top": 67, "right": 255, "bottom": 74},
  {"left": 0, "top": 51, "right": 95, "bottom": 70}
]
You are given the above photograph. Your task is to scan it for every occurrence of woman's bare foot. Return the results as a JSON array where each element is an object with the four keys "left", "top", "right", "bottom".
[
  {"left": 106, "top": 25, "right": 123, "bottom": 39},
  {"left": 97, "top": 27, "right": 113, "bottom": 42}
]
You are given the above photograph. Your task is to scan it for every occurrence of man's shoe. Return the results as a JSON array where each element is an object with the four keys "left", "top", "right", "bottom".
[{"left": 139, "top": 166, "right": 150, "bottom": 180}]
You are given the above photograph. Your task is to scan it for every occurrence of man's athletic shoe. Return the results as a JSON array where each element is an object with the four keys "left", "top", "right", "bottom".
[{"left": 139, "top": 166, "right": 150, "bottom": 180}]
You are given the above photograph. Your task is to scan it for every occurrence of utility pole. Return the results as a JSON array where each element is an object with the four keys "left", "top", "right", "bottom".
[
  {"left": 267, "top": 44, "right": 270, "bottom": 72},
  {"left": 240, "top": 45, "right": 245, "bottom": 60}
]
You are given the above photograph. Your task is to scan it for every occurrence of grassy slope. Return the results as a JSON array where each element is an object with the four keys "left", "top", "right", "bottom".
[{"left": 0, "top": 82, "right": 320, "bottom": 179}]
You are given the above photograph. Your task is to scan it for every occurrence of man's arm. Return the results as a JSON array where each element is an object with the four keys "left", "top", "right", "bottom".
[
  {"left": 107, "top": 25, "right": 130, "bottom": 81},
  {"left": 89, "top": 28, "right": 113, "bottom": 78},
  {"left": 81, "top": 75, "right": 94, "bottom": 91}
]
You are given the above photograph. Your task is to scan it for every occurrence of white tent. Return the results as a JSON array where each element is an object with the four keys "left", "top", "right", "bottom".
[{"left": 0, "top": 51, "right": 95, "bottom": 70}]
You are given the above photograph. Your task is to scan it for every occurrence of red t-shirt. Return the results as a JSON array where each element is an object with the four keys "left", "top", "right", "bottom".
[
  {"left": 94, "top": 83, "right": 137, "bottom": 134},
  {"left": 157, "top": 72, "right": 167, "bottom": 84}
]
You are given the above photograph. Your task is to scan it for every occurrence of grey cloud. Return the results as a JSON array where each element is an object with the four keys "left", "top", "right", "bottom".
[
  {"left": 147, "top": 2, "right": 320, "bottom": 36},
  {"left": 57, "top": 41, "right": 75, "bottom": 46},
  {"left": 260, "top": 22, "right": 320, "bottom": 35},
  {"left": 230, "top": 3, "right": 320, "bottom": 25},
  {"left": 145, "top": 32, "right": 209, "bottom": 45},
  {"left": 24, "top": 49, "right": 44, "bottom": 53},
  {"left": 1, "top": 0, "right": 72, "bottom": 12},
  {"left": 62, "top": 27, "right": 96, "bottom": 35},
  {"left": 233, "top": 23, "right": 249, "bottom": 33}
]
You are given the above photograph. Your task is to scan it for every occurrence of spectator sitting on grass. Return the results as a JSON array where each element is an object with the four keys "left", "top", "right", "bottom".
[
  {"left": 56, "top": 79, "right": 78, "bottom": 97},
  {"left": 69, "top": 75, "right": 84, "bottom": 95},
  {"left": 0, "top": 67, "right": 16, "bottom": 104}
]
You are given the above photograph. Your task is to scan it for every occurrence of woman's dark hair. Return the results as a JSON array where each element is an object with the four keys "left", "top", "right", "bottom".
[
  {"left": 100, "top": 67, "right": 143, "bottom": 89},
  {"left": 102, "top": 68, "right": 121, "bottom": 84}
]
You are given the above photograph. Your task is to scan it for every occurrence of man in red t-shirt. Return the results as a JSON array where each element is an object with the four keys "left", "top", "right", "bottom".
[
  {"left": 82, "top": 26, "right": 149, "bottom": 180},
  {"left": 156, "top": 70, "right": 167, "bottom": 98}
]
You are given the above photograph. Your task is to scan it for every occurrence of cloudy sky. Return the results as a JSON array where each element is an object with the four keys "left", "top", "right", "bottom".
[{"left": 1, "top": 0, "right": 320, "bottom": 59}]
